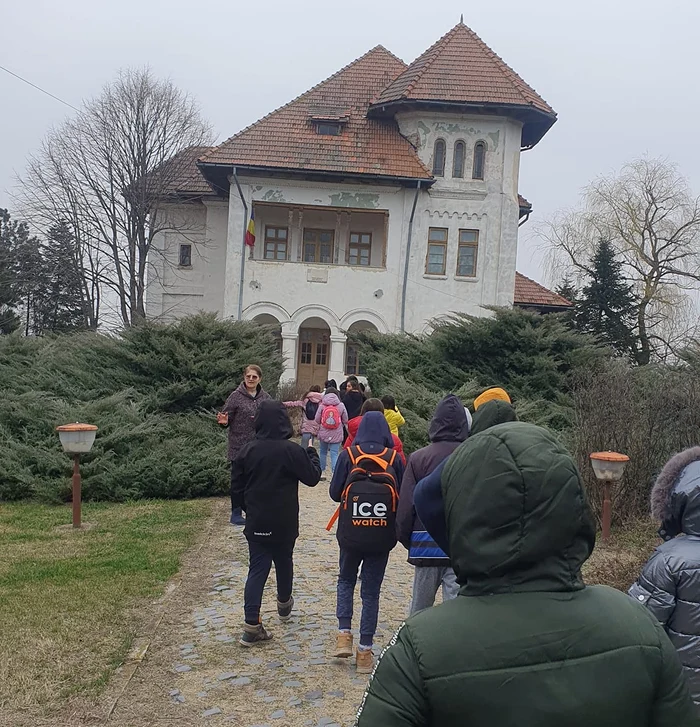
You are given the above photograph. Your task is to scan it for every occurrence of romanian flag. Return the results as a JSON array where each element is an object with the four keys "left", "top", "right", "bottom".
[{"left": 244, "top": 208, "right": 256, "bottom": 247}]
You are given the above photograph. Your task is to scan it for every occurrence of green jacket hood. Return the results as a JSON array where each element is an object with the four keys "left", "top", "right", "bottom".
[
  {"left": 470, "top": 399, "right": 517, "bottom": 435},
  {"left": 442, "top": 421, "right": 595, "bottom": 595}
]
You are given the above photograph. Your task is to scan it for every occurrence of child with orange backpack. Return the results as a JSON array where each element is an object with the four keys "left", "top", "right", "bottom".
[{"left": 327, "top": 412, "right": 404, "bottom": 673}]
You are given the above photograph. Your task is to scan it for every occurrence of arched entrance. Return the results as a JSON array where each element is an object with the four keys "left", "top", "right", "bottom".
[
  {"left": 253, "top": 313, "right": 283, "bottom": 355},
  {"left": 345, "top": 320, "right": 378, "bottom": 376},
  {"left": 297, "top": 317, "right": 330, "bottom": 390}
]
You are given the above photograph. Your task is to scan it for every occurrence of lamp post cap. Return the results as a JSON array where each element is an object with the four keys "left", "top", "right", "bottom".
[
  {"left": 56, "top": 423, "right": 98, "bottom": 432},
  {"left": 590, "top": 451, "right": 629, "bottom": 463}
]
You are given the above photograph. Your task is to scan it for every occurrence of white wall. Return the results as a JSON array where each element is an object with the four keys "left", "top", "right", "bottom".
[
  {"left": 146, "top": 201, "right": 227, "bottom": 321},
  {"left": 146, "top": 112, "right": 524, "bottom": 352},
  {"left": 395, "top": 112, "right": 523, "bottom": 331}
]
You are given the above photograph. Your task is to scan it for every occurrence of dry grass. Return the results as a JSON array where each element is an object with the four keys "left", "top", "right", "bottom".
[
  {"left": 0, "top": 499, "right": 212, "bottom": 722},
  {"left": 583, "top": 519, "right": 660, "bottom": 592}
]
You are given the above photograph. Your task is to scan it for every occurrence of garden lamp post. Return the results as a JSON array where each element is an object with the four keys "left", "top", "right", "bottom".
[
  {"left": 56, "top": 423, "right": 97, "bottom": 529},
  {"left": 590, "top": 451, "right": 629, "bottom": 546}
]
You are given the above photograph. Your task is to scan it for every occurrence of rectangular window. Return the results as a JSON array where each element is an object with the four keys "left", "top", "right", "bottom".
[
  {"left": 303, "top": 229, "right": 334, "bottom": 264},
  {"left": 178, "top": 243, "right": 192, "bottom": 267},
  {"left": 457, "top": 230, "right": 479, "bottom": 277},
  {"left": 316, "top": 122, "right": 342, "bottom": 136},
  {"left": 425, "top": 228, "right": 447, "bottom": 275},
  {"left": 264, "top": 226, "right": 288, "bottom": 261},
  {"left": 315, "top": 342, "right": 328, "bottom": 366},
  {"left": 348, "top": 232, "right": 372, "bottom": 266},
  {"left": 345, "top": 343, "right": 363, "bottom": 376},
  {"left": 300, "top": 340, "right": 313, "bottom": 365}
]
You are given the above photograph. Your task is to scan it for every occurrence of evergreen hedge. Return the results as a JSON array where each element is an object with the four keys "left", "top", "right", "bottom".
[{"left": 0, "top": 314, "right": 283, "bottom": 502}]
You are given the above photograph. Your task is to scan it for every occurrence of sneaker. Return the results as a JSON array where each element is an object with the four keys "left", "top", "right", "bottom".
[
  {"left": 230, "top": 508, "right": 246, "bottom": 526},
  {"left": 240, "top": 622, "right": 272, "bottom": 647},
  {"left": 277, "top": 596, "right": 294, "bottom": 621},
  {"left": 355, "top": 647, "right": 374, "bottom": 674},
  {"left": 333, "top": 631, "right": 353, "bottom": 658}
]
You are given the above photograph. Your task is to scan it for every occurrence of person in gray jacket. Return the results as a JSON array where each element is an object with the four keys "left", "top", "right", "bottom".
[{"left": 629, "top": 446, "right": 700, "bottom": 709}]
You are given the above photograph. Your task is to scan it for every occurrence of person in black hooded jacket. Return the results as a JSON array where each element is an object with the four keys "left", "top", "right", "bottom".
[
  {"left": 396, "top": 394, "right": 470, "bottom": 614},
  {"left": 414, "top": 398, "right": 517, "bottom": 555},
  {"left": 231, "top": 400, "right": 321, "bottom": 646}
]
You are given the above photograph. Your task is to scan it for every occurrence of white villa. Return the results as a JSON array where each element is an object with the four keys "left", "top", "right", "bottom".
[{"left": 147, "top": 20, "right": 569, "bottom": 387}]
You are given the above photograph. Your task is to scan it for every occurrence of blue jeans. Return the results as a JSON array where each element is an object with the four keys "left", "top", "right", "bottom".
[
  {"left": 336, "top": 548, "right": 390, "bottom": 646},
  {"left": 301, "top": 432, "right": 315, "bottom": 448},
  {"left": 319, "top": 441, "right": 339, "bottom": 473}
]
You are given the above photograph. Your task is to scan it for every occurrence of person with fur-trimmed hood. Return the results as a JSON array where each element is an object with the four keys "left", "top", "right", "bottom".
[{"left": 629, "top": 447, "right": 700, "bottom": 709}]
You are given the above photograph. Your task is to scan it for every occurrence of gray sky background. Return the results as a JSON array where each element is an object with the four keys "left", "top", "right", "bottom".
[{"left": 2, "top": 0, "right": 699, "bottom": 284}]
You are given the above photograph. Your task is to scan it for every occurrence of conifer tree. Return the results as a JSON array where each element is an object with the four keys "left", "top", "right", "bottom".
[{"left": 575, "top": 239, "right": 638, "bottom": 359}]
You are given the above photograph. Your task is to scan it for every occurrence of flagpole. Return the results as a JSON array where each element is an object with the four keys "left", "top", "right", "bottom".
[{"left": 232, "top": 168, "right": 248, "bottom": 321}]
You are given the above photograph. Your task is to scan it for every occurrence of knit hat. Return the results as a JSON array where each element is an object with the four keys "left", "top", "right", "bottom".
[{"left": 473, "top": 387, "right": 511, "bottom": 411}]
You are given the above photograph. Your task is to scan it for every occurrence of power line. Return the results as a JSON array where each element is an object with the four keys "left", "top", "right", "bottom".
[{"left": 0, "top": 63, "right": 80, "bottom": 112}]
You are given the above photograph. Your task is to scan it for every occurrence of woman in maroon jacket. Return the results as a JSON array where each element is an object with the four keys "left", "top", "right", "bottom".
[{"left": 217, "top": 364, "right": 271, "bottom": 525}]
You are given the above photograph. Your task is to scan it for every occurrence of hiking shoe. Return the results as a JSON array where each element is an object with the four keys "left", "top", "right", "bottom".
[
  {"left": 277, "top": 596, "right": 294, "bottom": 621},
  {"left": 230, "top": 508, "right": 246, "bottom": 526},
  {"left": 355, "top": 647, "right": 374, "bottom": 674},
  {"left": 333, "top": 631, "right": 353, "bottom": 658},
  {"left": 240, "top": 622, "right": 272, "bottom": 647}
]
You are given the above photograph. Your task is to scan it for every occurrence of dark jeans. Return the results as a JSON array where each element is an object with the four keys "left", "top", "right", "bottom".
[
  {"left": 244, "top": 539, "right": 295, "bottom": 624},
  {"left": 336, "top": 548, "right": 390, "bottom": 646}
]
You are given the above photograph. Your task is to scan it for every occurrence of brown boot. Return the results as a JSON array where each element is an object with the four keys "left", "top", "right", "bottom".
[
  {"left": 333, "top": 631, "right": 353, "bottom": 658},
  {"left": 240, "top": 621, "right": 273, "bottom": 647},
  {"left": 355, "top": 646, "right": 374, "bottom": 674}
]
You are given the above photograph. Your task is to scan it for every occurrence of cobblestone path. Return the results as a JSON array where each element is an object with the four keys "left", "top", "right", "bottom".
[{"left": 106, "top": 487, "right": 416, "bottom": 727}]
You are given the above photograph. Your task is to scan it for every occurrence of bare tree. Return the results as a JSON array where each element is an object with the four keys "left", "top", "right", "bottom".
[
  {"left": 17, "top": 68, "right": 213, "bottom": 327},
  {"left": 540, "top": 158, "right": 700, "bottom": 364}
]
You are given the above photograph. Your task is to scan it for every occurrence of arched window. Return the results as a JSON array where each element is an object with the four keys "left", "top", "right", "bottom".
[
  {"left": 432, "top": 139, "right": 446, "bottom": 177},
  {"left": 472, "top": 141, "right": 486, "bottom": 180},
  {"left": 452, "top": 141, "right": 465, "bottom": 178}
]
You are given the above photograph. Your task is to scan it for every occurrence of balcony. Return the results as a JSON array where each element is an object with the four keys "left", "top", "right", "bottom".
[{"left": 251, "top": 202, "right": 388, "bottom": 269}]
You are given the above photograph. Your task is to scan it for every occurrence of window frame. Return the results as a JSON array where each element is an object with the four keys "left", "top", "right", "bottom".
[
  {"left": 315, "top": 122, "right": 342, "bottom": 136},
  {"left": 347, "top": 231, "right": 372, "bottom": 267},
  {"left": 425, "top": 227, "right": 448, "bottom": 276},
  {"left": 472, "top": 141, "right": 487, "bottom": 180},
  {"left": 302, "top": 228, "right": 335, "bottom": 264},
  {"left": 178, "top": 243, "right": 192, "bottom": 267},
  {"left": 263, "top": 225, "right": 289, "bottom": 261},
  {"left": 452, "top": 140, "right": 466, "bottom": 178},
  {"left": 345, "top": 342, "right": 361, "bottom": 376},
  {"left": 432, "top": 138, "right": 446, "bottom": 177},
  {"left": 456, "top": 229, "right": 479, "bottom": 278}
]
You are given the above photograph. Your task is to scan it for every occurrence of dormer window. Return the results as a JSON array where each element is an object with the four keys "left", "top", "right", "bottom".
[
  {"left": 309, "top": 109, "right": 349, "bottom": 137},
  {"left": 315, "top": 122, "right": 342, "bottom": 136}
]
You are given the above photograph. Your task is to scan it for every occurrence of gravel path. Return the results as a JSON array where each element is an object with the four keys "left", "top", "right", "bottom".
[{"left": 106, "top": 487, "right": 417, "bottom": 727}]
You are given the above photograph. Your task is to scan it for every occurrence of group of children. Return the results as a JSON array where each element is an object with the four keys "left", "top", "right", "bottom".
[
  {"left": 230, "top": 378, "right": 700, "bottom": 698},
  {"left": 231, "top": 377, "right": 409, "bottom": 672}
]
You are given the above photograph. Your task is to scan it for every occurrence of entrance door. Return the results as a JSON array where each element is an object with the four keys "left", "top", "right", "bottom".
[{"left": 297, "top": 328, "right": 330, "bottom": 390}]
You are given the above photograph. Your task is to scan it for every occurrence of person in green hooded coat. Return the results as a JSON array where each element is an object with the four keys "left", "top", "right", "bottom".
[{"left": 356, "top": 422, "right": 696, "bottom": 727}]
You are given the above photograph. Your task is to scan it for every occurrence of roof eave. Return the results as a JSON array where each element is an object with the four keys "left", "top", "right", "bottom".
[
  {"left": 367, "top": 99, "right": 557, "bottom": 147},
  {"left": 197, "top": 161, "right": 435, "bottom": 188}
]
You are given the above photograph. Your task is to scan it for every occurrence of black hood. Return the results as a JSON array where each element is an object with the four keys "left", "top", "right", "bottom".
[
  {"left": 254, "top": 400, "right": 294, "bottom": 440},
  {"left": 429, "top": 394, "right": 470, "bottom": 443},
  {"left": 470, "top": 399, "right": 517, "bottom": 436}
]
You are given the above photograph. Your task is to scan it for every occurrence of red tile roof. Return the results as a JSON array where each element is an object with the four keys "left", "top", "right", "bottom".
[
  {"left": 200, "top": 47, "right": 432, "bottom": 181},
  {"left": 374, "top": 22, "right": 554, "bottom": 115},
  {"left": 514, "top": 272, "right": 571, "bottom": 308},
  {"left": 158, "top": 145, "right": 218, "bottom": 197}
]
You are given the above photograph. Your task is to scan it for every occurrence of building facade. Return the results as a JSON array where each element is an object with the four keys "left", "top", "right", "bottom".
[{"left": 147, "top": 21, "right": 569, "bottom": 385}]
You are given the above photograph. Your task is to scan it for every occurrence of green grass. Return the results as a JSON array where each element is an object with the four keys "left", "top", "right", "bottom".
[{"left": 0, "top": 498, "right": 213, "bottom": 714}]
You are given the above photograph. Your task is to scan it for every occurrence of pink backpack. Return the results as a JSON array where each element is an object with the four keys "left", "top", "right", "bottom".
[{"left": 321, "top": 405, "right": 341, "bottom": 430}]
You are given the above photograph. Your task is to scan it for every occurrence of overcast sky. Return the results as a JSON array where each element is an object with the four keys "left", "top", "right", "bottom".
[{"left": 2, "top": 0, "right": 699, "bottom": 283}]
